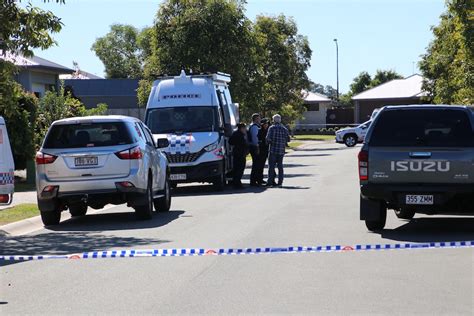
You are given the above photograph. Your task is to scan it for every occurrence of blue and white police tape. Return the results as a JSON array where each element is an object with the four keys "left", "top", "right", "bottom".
[{"left": 1, "top": 240, "right": 473, "bottom": 261}]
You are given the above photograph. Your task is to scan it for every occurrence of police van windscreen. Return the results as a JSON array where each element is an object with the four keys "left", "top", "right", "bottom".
[
  {"left": 369, "top": 109, "right": 474, "bottom": 147},
  {"left": 146, "top": 106, "right": 219, "bottom": 134}
]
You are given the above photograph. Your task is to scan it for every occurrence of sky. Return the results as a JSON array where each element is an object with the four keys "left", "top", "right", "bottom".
[{"left": 31, "top": 0, "right": 446, "bottom": 93}]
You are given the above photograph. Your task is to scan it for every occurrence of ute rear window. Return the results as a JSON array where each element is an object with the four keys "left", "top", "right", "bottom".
[
  {"left": 43, "top": 122, "right": 133, "bottom": 149},
  {"left": 369, "top": 109, "right": 474, "bottom": 147}
]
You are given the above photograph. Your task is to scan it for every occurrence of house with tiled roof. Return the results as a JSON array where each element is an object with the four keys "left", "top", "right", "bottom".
[
  {"left": 352, "top": 74, "right": 430, "bottom": 123},
  {"left": 1, "top": 52, "right": 74, "bottom": 97}
]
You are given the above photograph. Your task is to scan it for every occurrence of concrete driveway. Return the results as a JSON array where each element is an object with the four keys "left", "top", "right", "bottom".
[{"left": 1, "top": 142, "right": 473, "bottom": 315}]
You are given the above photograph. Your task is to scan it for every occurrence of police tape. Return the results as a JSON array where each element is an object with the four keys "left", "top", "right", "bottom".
[{"left": 1, "top": 240, "right": 473, "bottom": 261}]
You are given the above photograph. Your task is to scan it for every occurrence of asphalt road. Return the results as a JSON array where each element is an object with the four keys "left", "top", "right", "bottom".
[{"left": 1, "top": 142, "right": 473, "bottom": 315}]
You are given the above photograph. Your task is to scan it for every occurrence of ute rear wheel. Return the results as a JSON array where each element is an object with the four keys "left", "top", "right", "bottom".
[
  {"left": 365, "top": 207, "right": 387, "bottom": 231},
  {"left": 344, "top": 134, "right": 357, "bottom": 147},
  {"left": 395, "top": 208, "right": 415, "bottom": 220},
  {"left": 361, "top": 197, "right": 387, "bottom": 231}
]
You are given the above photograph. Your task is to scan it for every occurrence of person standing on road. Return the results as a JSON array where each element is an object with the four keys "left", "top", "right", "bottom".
[
  {"left": 266, "top": 114, "right": 290, "bottom": 187},
  {"left": 256, "top": 118, "right": 270, "bottom": 185},
  {"left": 248, "top": 113, "right": 261, "bottom": 186},
  {"left": 229, "top": 123, "right": 249, "bottom": 189}
]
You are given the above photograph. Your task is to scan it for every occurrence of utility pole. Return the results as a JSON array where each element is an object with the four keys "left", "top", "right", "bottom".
[{"left": 333, "top": 39, "right": 339, "bottom": 103}]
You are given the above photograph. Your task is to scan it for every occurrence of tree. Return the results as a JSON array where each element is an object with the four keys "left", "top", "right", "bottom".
[
  {"left": 349, "top": 71, "right": 372, "bottom": 95},
  {"left": 309, "top": 82, "right": 337, "bottom": 99},
  {"left": 0, "top": 0, "right": 63, "bottom": 57},
  {"left": 35, "top": 86, "right": 108, "bottom": 147},
  {"left": 419, "top": 0, "right": 473, "bottom": 104},
  {"left": 370, "top": 69, "right": 403, "bottom": 88},
  {"left": 138, "top": 0, "right": 258, "bottom": 115},
  {"left": 0, "top": 0, "right": 64, "bottom": 169},
  {"left": 252, "top": 15, "right": 312, "bottom": 121},
  {"left": 91, "top": 24, "right": 145, "bottom": 79}
]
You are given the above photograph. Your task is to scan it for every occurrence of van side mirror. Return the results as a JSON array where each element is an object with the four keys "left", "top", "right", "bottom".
[{"left": 156, "top": 138, "right": 170, "bottom": 149}]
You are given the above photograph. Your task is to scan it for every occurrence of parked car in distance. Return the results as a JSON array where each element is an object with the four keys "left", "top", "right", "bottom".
[
  {"left": 359, "top": 105, "right": 474, "bottom": 231},
  {"left": 0, "top": 116, "right": 15, "bottom": 206},
  {"left": 36, "top": 116, "right": 171, "bottom": 226},
  {"left": 335, "top": 120, "right": 371, "bottom": 147},
  {"left": 370, "top": 108, "right": 380, "bottom": 120}
]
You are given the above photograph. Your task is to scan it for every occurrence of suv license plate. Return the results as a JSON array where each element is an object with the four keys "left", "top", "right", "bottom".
[
  {"left": 406, "top": 195, "right": 434, "bottom": 205},
  {"left": 75, "top": 156, "right": 98, "bottom": 166},
  {"left": 170, "top": 174, "right": 186, "bottom": 181}
]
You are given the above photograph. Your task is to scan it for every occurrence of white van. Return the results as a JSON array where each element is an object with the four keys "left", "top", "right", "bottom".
[
  {"left": 145, "top": 71, "right": 239, "bottom": 190},
  {"left": 0, "top": 116, "right": 15, "bottom": 205}
]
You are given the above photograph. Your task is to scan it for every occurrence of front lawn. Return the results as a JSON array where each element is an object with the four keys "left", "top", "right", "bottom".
[
  {"left": 292, "top": 135, "right": 335, "bottom": 141},
  {"left": 0, "top": 204, "right": 39, "bottom": 226}
]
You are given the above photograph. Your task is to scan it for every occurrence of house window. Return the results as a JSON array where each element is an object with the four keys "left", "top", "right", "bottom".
[{"left": 305, "top": 103, "right": 320, "bottom": 111}]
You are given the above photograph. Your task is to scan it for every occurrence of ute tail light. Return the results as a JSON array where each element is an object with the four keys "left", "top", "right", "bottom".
[
  {"left": 358, "top": 150, "right": 369, "bottom": 181},
  {"left": 36, "top": 152, "right": 58, "bottom": 165},
  {"left": 115, "top": 146, "right": 143, "bottom": 160}
]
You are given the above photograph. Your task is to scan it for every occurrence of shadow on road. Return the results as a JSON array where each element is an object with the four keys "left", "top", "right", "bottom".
[
  {"left": 0, "top": 231, "right": 170, "bottom": 266},
  {"left": 379, "top": 217, "right": 474, "bottom": 242},
  {"left": 174, "top": 185, "right": 266, "bottom": 197},
  {"left": 287, "top": 154, "right": 332, "bottom": 158},
  {"left": 50, "top": 210, "right": 185, "bottom": 232}
]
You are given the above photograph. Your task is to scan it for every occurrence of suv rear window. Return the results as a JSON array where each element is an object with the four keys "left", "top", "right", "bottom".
[
  {"left": 369, "top": 109, "right": 474, "bottom": 147},
  {"left": 43, "top": 122, "right": 133, "bottom": 149}
]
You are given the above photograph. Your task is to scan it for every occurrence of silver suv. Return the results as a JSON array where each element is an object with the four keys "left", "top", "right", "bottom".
[{"left": 36, "top": 116, "right": 171, "bottom": 226}]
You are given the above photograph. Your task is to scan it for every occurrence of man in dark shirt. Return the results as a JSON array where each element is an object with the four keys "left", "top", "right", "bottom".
[
  {"left": 229, "top": 123, "right": 249, "bottom": 189},
  {"left": 256, "top": 118, "right": 270, "bottom": 185},
  {"left": 248, "top": 113, "right": 261, "bottom": 186},
  {"left": 266, "top": 114, "right": 290, "bottom": 187}
]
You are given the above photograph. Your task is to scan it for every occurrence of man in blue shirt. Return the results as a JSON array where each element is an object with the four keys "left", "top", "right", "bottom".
[
  {"left": 248, "top": 113, "right": 261, "bottom": 186},
  {"left": 266, "top": 114, "right": 290, "bottom": 187}
]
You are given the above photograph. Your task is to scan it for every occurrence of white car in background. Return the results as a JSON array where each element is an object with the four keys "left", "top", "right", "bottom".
[{"left": 335, "top": 120, "right": 371, "bottom": 147}]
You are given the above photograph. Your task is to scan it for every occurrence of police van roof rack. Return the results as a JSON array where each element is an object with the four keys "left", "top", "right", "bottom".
[{"left": 154, "top": 71, "right": 231, "bottom": 82}]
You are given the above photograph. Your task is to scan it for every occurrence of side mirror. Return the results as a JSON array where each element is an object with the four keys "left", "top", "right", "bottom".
[
  {"left": 156, "top": 138, "right": 170, "bottom": 149},
  {"left": 223, "top": 124, "right": 233, "bottom": 137}
]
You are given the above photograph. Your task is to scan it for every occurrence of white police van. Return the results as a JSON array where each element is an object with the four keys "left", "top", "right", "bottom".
[
  {"left": 145, "top": 71, "right": 239, "bottom": 190},
  {"left": 0, "top": 117, "right": 15, "bottom": 205}
]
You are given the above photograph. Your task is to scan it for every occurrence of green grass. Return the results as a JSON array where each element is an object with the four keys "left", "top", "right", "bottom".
[
  {"left": 293, "top": 135, "right": 335, "bottom": 141},
  {"left": 0, "top": 203, "right": 39, "bottom": 226},
  {"left": 287, "top": 141, "right": 304, "bottom": 149}
]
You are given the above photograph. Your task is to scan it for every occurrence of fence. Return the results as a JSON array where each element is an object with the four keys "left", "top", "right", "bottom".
[
  {"left": 106, "top": 108, "right": 146, "bottom": 120},
  {"left": 293, "top": 123, "right": 358, "bottom": 135}
]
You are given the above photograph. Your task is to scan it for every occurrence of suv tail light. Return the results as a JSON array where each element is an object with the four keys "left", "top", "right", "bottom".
[
  {"left": 0, "top": 195, "right": 10, "bottom": 203},
  {"left": 115, "top": 146, "right": 143, "bottom": 160},
  {"left": 358, "top": 150, "right": 369, "bottom": 181},
  {"left": 36, "top": 152, "right": 58, "bottom": 165}
]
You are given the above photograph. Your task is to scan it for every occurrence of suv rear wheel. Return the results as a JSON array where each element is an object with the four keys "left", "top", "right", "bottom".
[
  {"left": 69, "top": 204, "right": 87, "bottom": 217},
  {"left": 135, "top": 176, "right": 153, "bottom": 220},
  {"left": 154, "top": 178, "right": 171, "bottom": 212},
  {"left": 344, "top": 134, "right": 357, "bottom": 147},
  {"left": 40, "top": 210, "right": 61, "bottom": 226}
]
